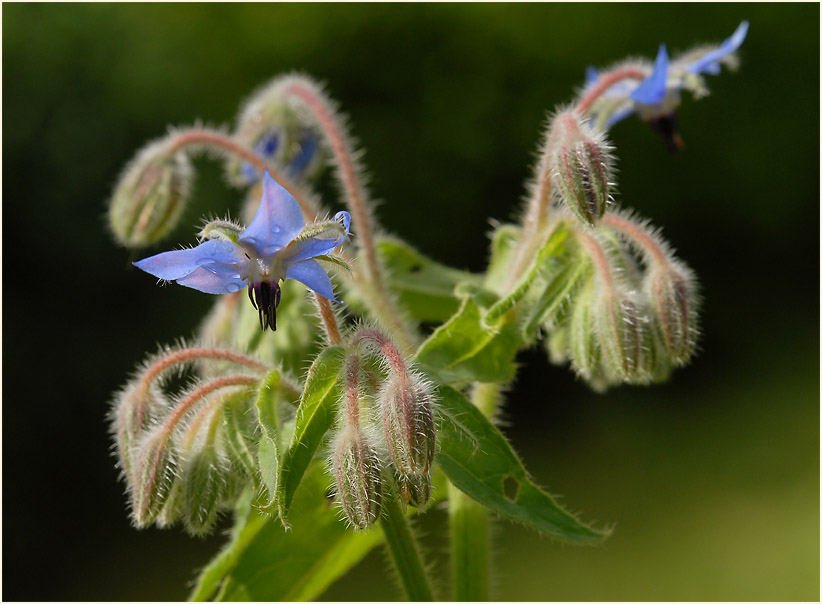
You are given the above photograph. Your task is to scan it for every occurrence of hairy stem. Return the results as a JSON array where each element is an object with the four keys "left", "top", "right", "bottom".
[
  {"left": 167, "top": 128, "right": 322, "bottom": 221},
  {"left": 381, "top": 494, "right": 434, "bottom": 602},
  {"left": 449, "top": 382, "right": 498, "bottom": 601},
  {"left": 314, "top": 293, "right": 343, "bottom": 346},
  {"left": 283, "top": 79, "right": 418, "bottom": 350},
  {"left": 576, "top": 67, "right": 647, "bottom": 115}
]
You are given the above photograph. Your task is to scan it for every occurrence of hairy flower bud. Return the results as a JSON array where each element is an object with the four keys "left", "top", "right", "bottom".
[
  {"left": 596, "top": 290, "right": 646, "bottom": 381},
  {"left": 112, "top": 380, "right": 167, "bottom": 484},
  {"left": 381, "top": 375, "right": 436, "bottom": 477},
  {"left": 646, "top": 266, "right": 698, "bottom": 364},
  {"left": 109, "top": 137, "right": 193, "bottom": 248},
  {"left": 228, "top": 77, "right": 324, "bottom": 186},
  {"left": 182, "top": 446, "right": 228, "bottom": 536},
  {"left": 550, "top": 111, "right": 613, "bottom": 227},
  {"left": 334, "top": 428, "right": 383, "bottom": 530},
  {"left": 398, "top": 472, "right": 432, "bottom": 509},
  {"left": 132, "top": 429, "right": 178, "bottom": 527},
  {"left": 569, "top": 280, "right": 600, "bottom": 380}
]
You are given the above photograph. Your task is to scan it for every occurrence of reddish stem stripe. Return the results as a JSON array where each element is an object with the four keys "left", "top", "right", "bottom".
[
  {"left": 576, "top": 230, "right": 613, "bottom": 290},
  {"left": 603, "top": 214, "right": 667, "bottom": 265},
  {"left": 162, "top": 374, "right": 260, "bottom": 436},
  {"left": 576, "top": 67, "right": 648, "bottom": 115}
]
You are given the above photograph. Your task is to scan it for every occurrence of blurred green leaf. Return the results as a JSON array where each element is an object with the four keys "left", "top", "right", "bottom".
[
  {"left": 415, "top": 296, "right": 520, "bottom": 384},
  {"left": 190, "top": 463, "right": 383, "bottom": 602},
  {"left": 255, "top": 371, "right": 284, "bottom": 508},
  {"left": 436, "top": 385, "right": 609, "bottom": 543},
  {"left": 277, "top": 346, "right": 346, "bottom": 522},
  {"left": 378, "top": 237, "right": 483, "bottom": 322}
]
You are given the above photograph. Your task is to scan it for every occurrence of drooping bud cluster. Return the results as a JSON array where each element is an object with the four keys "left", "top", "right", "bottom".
[
  {"left": 548, "top": 110, "right": 614, "bottom": 227},
  {"left": 108, "top": 135, "right": 194, "bottom": 248},
  {"left": 329, "top": 328, "right": 438, "bottom": 529},
  {"left": 109, "top": 344, "right": 270, "bottom": 535},
  {"left": 531, "top": 209, "right": 698, "bottom": 392},
  {"left": 227, "top": 75, "right": 325, "bottom": 187}
]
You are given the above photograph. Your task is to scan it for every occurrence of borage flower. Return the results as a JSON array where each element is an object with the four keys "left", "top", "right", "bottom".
[
  {"left": 135, "top": 171, "right": 350, "bottom": 331},
  {"left": 583, "top": 21, "right": 748, "bottom": 151}
]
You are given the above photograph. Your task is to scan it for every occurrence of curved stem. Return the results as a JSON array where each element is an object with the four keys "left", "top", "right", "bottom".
[
  {"left": 381, "top": 493, "right": 434, "bottom": 601},
  {"left": 576, "top": 67, "right": 647, "bottom": 115},
  {"left": 575, "top": 230, "right": 614, "bottom": 290},
  {"left": 449, "top": 382, "right": 498, "bottom": 601},
  {"left": 602, "top": 213, "right": 667, "bottom": 265},
  {"left": 167, "top": 128, "right": 322, "bottom": 222},
  {"left": 283, "top": 79, "right": 418, "bottom": 350}
]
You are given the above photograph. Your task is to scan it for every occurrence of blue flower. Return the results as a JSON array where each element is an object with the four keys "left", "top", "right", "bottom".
[
  {"left": 238, "top": 128, "right": 320, "bottom": 184},
  {"left": 584, "top": 21, "right": 748, "bottom": 150},
  {"left": 134, "top": 171, "right": 350, "bottom": 331}
]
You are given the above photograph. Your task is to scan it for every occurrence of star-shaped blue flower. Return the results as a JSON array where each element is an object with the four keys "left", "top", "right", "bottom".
[
  {"left": 134, "top": 171, "right": 350, "bottom": 330},
  {"left": 583, "top": 21, "right": 749, "bottom": 149}
]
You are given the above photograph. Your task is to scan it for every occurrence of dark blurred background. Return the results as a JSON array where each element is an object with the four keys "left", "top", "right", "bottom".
[{"left": 3, "top": 3, "right": 818, "bottom": 601}]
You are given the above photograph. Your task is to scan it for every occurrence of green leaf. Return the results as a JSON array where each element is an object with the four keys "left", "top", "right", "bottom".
[
  {"left": 277, "top": 345, "right": 346, "bottom": 522},
  {"left": 414, "top": 296, "right": 520, "bottom": 384},
  {"left": 190, "top": 463, "right": 383, "bottom": 602},
  {"left": 522, "top": 255, "right": 590, "bottom": 340},
  {"left": 377, "top": 237, "right": 483, "bottom": 322},
  {"left": 436, "top": 385, "right": 609, "bottom": 543},
  {"left": 222, "top": 393, "right": 261, "bottom": 484},
  {"left": 254, "top": 371, "right": 284, "bottom": 507}
]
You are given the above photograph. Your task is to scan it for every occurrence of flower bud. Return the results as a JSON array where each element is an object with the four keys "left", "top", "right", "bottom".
[
  {"left": 596, "top": 290, "right": 646, "bottom": 381},
  {"left": 182, "top": 446, "right": 228, "bottom": 536},
  {"left": 398, "top": 472, "right": 432, "bottom": 509},
  {"left": 132, "top": 429, "right": 178, "bottom": 527},
  {"left": 111, "top": 379, "right": 170, "bottom": 487},
  {"left": 109, "top": 137, "right": 193, "bottom": 248},
  {"left": 334, "top": 428, "right": 383, "bottom": 530},
  {"left": 228, "top": 78, "right": 324, "bottom": 186},
  {"left": 646, "top": 266, "right": 698, "bottom": 364},
  {"left": 381, "top": 375, "right": 436, "bottom": 477},
  {"left": 550, "top": 111, "right": 613, "bottom": 227},
  {"left": 569, "top": 280, "right": 600, "bottom": 380}
]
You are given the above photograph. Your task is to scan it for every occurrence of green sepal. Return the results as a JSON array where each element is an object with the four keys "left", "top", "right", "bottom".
[
  {"left": 377, "top": 237, "right": 483, "bottom": 322},
  {"left": 222, "top": 391, "right": 261, "bottom": 485},
  {"left": 314, "top": 254, "right": 352, "bottom": 274},
  {"left": 277, "top": 345, "right": 346, "bottom": 523},
  {"left": 414, "top": 295, "right": 520, "bottom": 384},
  {"left": 436, "top": 385, "right": 609, "bottom": 543},
  {"left": 199, "top": 219, "right": 244, "bottom": 243},
  {"left": 484, "top": 224, "right": 521, "bottom": 294}
]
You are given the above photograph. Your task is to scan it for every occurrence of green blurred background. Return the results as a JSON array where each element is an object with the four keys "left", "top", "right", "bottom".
[{"left": 3, "top": 3, "right": 818, "bottom": 601}]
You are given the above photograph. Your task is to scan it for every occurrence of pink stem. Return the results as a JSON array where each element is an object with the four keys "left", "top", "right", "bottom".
[
  {"left": 602, "top": 214, "right": 667, "bottom": 266},
  {"left": 576, "top": 231, "right": 614, "bottom": 290},
  {"left": 576, "top": 67, "right": 647, "bottom": 115}
]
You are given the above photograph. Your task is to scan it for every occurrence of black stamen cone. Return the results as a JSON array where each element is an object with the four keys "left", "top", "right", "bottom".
[
  {"left": 248, "top": 281, "right": 282, "bottom": 331},
  {"left": 649, "top": 112, "right": 685, "bottom": 154}
]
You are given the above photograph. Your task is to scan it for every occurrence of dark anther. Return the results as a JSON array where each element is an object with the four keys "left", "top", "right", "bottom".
[
  {"left": 247, "top": 281, "right": 282, "bottom": 331},
  {"left": 648, "top": 113, "right": 685, "bottom": 155}
]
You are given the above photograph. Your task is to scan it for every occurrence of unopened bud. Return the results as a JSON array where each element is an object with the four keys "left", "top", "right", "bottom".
[
  {"left": 182, "top": 446, "right": 227, "bottom": 536},
  {"left": 398, "top": 472, "right": 432, "bottom": 509},
  {"left": 132, "top": 429, "right": 178, "bottom": 527},
  {"left": 569, "top": 280, "right": 600, "bottom": 380},
  {"left": 596, "top": 290, "right": 646, "bottom": 381},
  {"left": 334, "top": 429, "right": 383, "bottom": 530},
  {"left": 550, "top": 111, "right": 613, "bottom": 227},
  {"left": 646, "top": 266, "right": 698, "bottom": 364},
  {"left": 381, "top": 375, "right": 436, "bottom": 476},
  {"left": 229, "top": 77, "right": 324, "bottom": 186},
  {"left": 109, "top": 137, "right": 193, "bottom": 248},
  {"left": 112, "top": 380, "right": 166, "bottom": 485}
]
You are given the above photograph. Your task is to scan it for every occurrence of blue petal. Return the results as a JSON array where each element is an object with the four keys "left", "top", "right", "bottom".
[
  {"left": 238, "top": 171, "right": 305, "bottom": 256},
  {"left": 286, "top": 259, "right": 338, "bottom": 302},
  {"left": 334, "top": 211, "right": 351, "bottom": 234},
  {"left": 283, "top": 237, "right": 342, "bottom": 263},
  {"left": 585, "top": 66, "right": 599, "bottom": 86},
  {"left": 630, "top": 45, "right": 669, "bottom": 105},
  {"left": 688, "top": 21, "right": 749, "bottom": 75},
  {"left": 176, "top": 264, "right": 246, "bottom": 294},
  {"left": 133, "top": 240, "right": 244, "bottom": 281}
]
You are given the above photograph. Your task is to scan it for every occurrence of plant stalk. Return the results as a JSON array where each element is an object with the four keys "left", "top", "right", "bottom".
[{"left": 381, "top": 494, "right": 434, "bottom": 601}]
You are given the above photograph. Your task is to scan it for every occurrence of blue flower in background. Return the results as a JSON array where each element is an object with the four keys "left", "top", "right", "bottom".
[
  {"left": 584, "top": 21, "right": 749, "bottom": 152},
  {"left": 135, "top": 171, "right": 350, "bottom": 331},
  {"left": 239, "top": 128, "right": 320, "bottom": 184}
]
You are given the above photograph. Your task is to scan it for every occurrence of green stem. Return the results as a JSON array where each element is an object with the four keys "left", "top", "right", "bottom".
[
  {"left": 449, "top": 382, "right": 498, "bottom": 601},
  {"left": 381, "top": 494, "right": 434, "bottom": 601}
]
